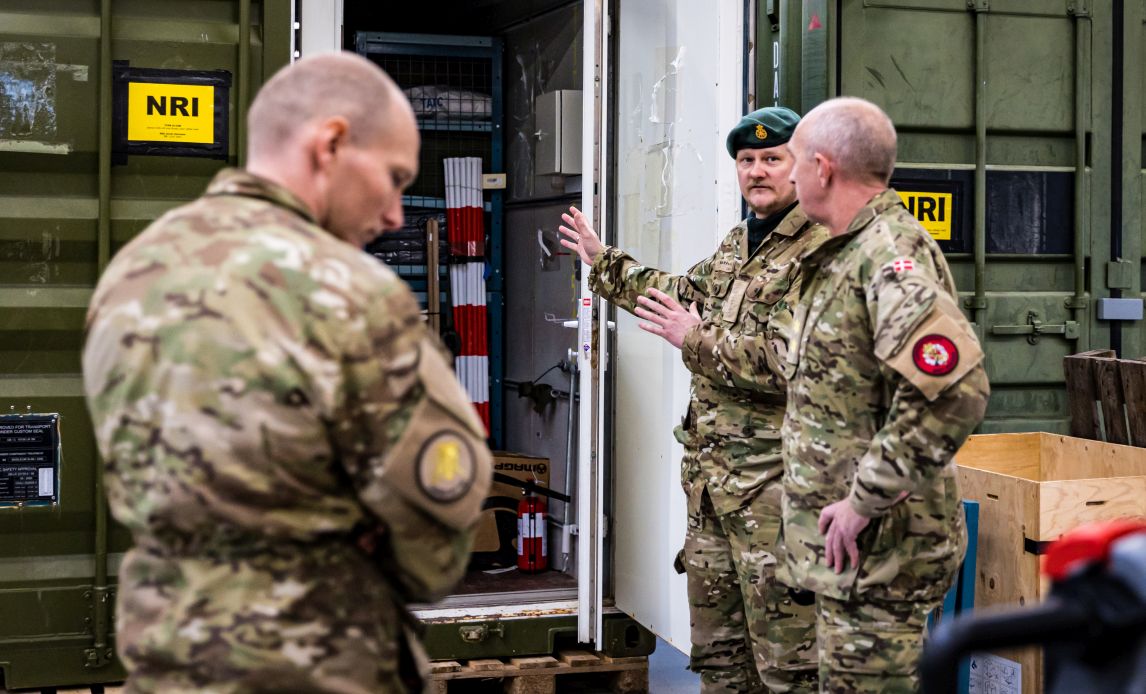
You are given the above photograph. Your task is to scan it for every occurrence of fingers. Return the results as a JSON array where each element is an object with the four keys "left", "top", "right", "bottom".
[
  {"left": 637, "top": 322, "right": 664, "bottom": 337},
  {"left": 825, "top": 527, "right": 847, "bottom": 574},
  {"left": 567, "top": 206, "right": 594, "bottom": 234},
  {"left": 818, "top": 506, "right": 833, "bottom": 535},
  {"left": 644, "top": 288, "right": 684, "bottom": 311},
  {"left": 845, "top": 534, "right": 860, "bottom": 572},
  {"left": 824, "top": 530, "right": 836, "bottom": 572},
  {"left": 689, "top": 301, "right": 701, "bottom": 318},
  {"left": 834, "top": 534, "right": 848, "bottom": 573},
  {"left": 633, "top": 305, "right": 666, "bottom": 326},
  {"left": 636, "top": 295, "right": 675, "bottom": 319}
]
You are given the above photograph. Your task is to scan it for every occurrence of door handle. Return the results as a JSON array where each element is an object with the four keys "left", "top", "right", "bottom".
[{"left": 990, "top": 310, "right": 1079, "bottom": 344}]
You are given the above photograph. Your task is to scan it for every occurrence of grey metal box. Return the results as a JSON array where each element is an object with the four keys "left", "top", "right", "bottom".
[
  {"left": 534, "top": 90, "right": 583, "bottom": 175},
  {"left": 1096, "top": 298, "right": 1145, "bottom": 321}
]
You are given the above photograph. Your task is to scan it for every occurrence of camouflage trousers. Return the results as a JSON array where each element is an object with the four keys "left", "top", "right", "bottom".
[
  {"left": 816, "top": 594, "right": 937, "bottom": 693},
  {"left": 680, "top": 483, "right": 818, "bottom": 693}
]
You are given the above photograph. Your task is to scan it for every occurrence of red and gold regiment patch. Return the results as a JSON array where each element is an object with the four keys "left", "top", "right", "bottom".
[{"left": 912, "top": 334, "right": 958, "bottom": 376}]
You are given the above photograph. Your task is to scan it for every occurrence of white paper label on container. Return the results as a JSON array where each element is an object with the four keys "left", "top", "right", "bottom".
[
  {"left": 38, "top": 467, "right": 53, "bottom": 497},
  {"left": 968, "top": 653, "right": 1021, "bottom": 694},
  {"left": 579, "top": 296, "right": 592, "bottom": 357}
]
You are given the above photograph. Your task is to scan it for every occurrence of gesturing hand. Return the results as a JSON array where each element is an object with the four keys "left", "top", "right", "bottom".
[
  {"left": 634, "top": 288, "right": 701, "bottom": 350},
  {"left": 557, "top": 206, "right": 605, "bottom": 265}
]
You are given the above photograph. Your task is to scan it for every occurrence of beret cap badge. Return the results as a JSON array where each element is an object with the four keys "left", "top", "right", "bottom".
[{"left": 726, "top": 106, "right": 800, "bottom": 157}]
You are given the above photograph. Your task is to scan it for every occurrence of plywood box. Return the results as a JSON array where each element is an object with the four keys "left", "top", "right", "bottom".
[{"left": 955, "top": 432, "right": 1146, "bottom": 694}]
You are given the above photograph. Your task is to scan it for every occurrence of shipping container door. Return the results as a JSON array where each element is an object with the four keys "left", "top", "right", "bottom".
[
  {"left": 580, "top": 0, "right": 749, "bottom": 652},
  {"left": 1130, "top": 0, "right": 1146, "bottom": 359},
  {"left": 783, "top": 0, "right": 1116, "bottom": 433},
  {"left": 0, "top": 2, "right": 289, "bottom": 688}
]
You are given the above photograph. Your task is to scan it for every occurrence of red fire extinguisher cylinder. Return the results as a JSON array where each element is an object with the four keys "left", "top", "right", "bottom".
[{"left": 517, "top": 492, "right": 548, "bottom": 573}]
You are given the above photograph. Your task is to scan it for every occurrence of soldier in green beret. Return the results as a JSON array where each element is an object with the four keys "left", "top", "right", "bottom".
[
  {"left": 781, "top": 97, "right": 989, "bottom": 691},
  {"left": 559, "top": 107, "right": 828, "bottom": 692},
  {"left": 82, "top": 53, "right": 492, "bottom": 693}
]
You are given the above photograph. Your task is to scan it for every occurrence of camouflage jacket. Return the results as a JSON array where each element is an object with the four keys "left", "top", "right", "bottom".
[
  {"left": 82, "top": 169, "right": 492, "bottom": 692},
  {"left": 589, "top": 206, "right": 828, "bottom": 515},
  {"left": 777, "top": 189, "right": 988, "bottom": 603}
]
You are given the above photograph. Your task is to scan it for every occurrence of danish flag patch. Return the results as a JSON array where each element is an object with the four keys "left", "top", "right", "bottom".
[
  {"left": 890, "top": 257, "right": 915, "bottom": 274},
  {"left": 912, "top": 334, "right": 959, "bottom": 376}
]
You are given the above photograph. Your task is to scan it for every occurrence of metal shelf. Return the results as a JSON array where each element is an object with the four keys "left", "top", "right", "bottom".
[
  {"left": 417, "top": 117, "right": 494, "bottom": 133},
  {"left": 403, "top": 195, "right": 491, "bottom": 212}
]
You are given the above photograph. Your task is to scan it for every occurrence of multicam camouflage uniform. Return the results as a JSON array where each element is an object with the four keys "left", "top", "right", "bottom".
[
  {"left": 82, "top": 169, "right": 492, "bottom": 694},
  {"left": 778, "top": 189, "right": 989, "bottom": 693},
  {"left": 591, "top": 207, "right": 828, "bottom": 693}
]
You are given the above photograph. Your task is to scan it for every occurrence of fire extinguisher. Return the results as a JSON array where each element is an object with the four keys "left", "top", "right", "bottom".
[{"left": 517, "top": 490, "right": 548, "bottom": 573}]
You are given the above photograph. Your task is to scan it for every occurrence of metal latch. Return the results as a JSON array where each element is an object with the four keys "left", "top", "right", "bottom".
[
  {"left": 459, "top": 621, "right": 505, "bottom": 643},
  {"left": 990, "top": 310, "right": 1080, "bottom": 345},
  {"left": 83, "top": 647, "right": 114, "bottom": 669}
]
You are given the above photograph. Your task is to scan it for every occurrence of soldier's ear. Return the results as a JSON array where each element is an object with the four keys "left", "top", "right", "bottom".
[
  {"left": 814, "top": 152, "right": 832, "bottom": 188},
  {"left": 310, "top": 116, "right": 350, "bottom": 172}
]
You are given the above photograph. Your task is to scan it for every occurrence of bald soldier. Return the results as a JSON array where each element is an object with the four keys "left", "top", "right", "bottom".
[
  {"left": 779, "top": 97, "right": 989, "bottom": 692},
  {"left": 560, "top": 108, "right": 827, "bottom": 692},
  {"left": 82, "top": 53, "right": 492, "bottom": 693}
]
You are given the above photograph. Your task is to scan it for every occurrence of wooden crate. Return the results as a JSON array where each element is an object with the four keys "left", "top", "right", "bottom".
[{"left": 955, "top": 432, "right": 1146, "bottom": 694}]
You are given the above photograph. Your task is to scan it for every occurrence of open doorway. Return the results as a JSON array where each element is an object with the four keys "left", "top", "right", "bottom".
[{"left": 343, "top": 0, "right": 585, "bottom": 603}]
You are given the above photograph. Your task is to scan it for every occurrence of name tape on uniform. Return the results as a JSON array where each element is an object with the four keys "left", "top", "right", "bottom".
[
  {"left": 897, "top": 190, "right": 953, "bottom": 241},
  {"left": 127, "top": 82, "right": 215, "bottom": 144}
]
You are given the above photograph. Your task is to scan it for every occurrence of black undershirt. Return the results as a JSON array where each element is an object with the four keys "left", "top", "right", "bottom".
[{"left": 746, "top": 201, "right": 797, "bottom": 254}]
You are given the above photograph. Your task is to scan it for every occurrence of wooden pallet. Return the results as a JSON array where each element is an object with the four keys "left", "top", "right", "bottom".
[
  {"left": 428, "top": 650, "right": 648, "bottom": 693},
  {"left": 1065, "top": 351, "right": 1146, "bottom": 446}
]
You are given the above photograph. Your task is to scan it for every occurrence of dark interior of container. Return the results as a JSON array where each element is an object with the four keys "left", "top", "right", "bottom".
[{"left": 342, "top": 0, "right": 585, "bottom": 602}]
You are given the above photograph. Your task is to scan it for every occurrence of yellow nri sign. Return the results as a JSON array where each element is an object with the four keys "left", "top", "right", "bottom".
[
  {"left": 897, "top": 190, "right": 953, "bottom": 241},
  {"left": 127, "top": 82, "right": 215, "bottom": 144}
]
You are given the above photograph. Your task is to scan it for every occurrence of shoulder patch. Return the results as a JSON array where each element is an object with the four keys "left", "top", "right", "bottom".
[
  {"left": 882, "top": 256, "right": 917, "bottom": 281},
  {"left": 912, "top": 334, "right": 958, "bottom": 376},
  {"left": 885, "top": 306, "right": 983, "bottom": 401},
  {"left": 417, "top": 432, "right": 476, "bottom": 502}
]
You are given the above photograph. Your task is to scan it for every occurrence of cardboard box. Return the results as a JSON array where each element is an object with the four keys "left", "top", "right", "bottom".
[
  {"left": 955, "top": 432, "right": 1146, "bottom": 694},
  {"left": 470, "top": 452, "right": 551, "bottom": 567}
]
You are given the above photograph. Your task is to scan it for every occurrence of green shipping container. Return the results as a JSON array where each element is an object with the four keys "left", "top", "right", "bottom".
[
  {"left": 759, "top": 0, "right": 1145, "bottom": 432},
  {"left": 0, "top": 1, "right": 290, "bottom": 688}
]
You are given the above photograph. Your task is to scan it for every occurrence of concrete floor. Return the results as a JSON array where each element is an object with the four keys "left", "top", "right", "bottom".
[{"left": 646, "top": 637, "right": 699, "bottom": 693}]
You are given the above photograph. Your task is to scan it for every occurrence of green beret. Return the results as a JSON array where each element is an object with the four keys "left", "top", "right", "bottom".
[{"left": 725, "top": 106, "right": 800, "bottom": 157}]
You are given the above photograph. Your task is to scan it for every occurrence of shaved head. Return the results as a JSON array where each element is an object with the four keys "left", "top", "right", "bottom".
[
  {"left": 247, "top": 52, "right": 408, "bottom": 160},
  {"left": 793, "top": 97, "right": 897, "bottom": 185},
  {"left": 244, "top": 52, "right": 420, "bottom": 248}
]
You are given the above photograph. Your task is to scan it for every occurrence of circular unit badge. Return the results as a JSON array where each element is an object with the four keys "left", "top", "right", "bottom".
[
  {"left": 912, "top": 334, "right": 959, "bottom": 376},
  {"left": 417, "top": 432, "right": 475, "bottom": 503}
]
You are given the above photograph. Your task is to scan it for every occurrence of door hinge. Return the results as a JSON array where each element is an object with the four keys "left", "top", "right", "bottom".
[
  {"left": 1067, "top": 0, "right": 1090, "bottom": 18},
  {"left": 967, "top": 0, "right": 990, "bottom": 12},
  {"left": 83, "top": 647, "right": 114, "bottom": 669},
  {"left": 1106, "top": 259, "right": 1135, "bottom": 290},
  {"left": 963, "top": 296, "right": 989, "bottom": 311},
  {"left": 990, "top": 310, "right": 1080, "bottom": 344}
]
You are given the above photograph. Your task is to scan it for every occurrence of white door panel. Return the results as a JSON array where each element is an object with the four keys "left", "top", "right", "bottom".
[
  {"left": 299, "top": 0, "right": 343, "bottom": 57},
  {"left": 608, "top": 0, "right": 747, "bottom": 654},
  {"left": 576, "top": 0, "right": 608, "bottom": 647}
]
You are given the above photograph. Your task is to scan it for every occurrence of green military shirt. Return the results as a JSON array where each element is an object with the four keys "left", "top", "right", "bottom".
[
  {"left": 589, "top": 206, "right": 828, "bottom": 515},
  {"left": 778, "top": 189, "right": 989, "bottom": 603},
  {"left": 82, "top": 169, "right": 492, "bottom": 692}
]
